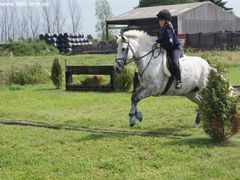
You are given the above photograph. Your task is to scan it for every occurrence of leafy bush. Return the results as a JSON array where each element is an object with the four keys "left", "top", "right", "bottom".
[
  {"left": 6, "top": 63, "right": 49, "bottom": 85},
  {"left": 115, "top": 68, "right": 133, "bottom": 92},
  {"left": 0, "top": 69, "right": 8, "bottom": 85},
  {"left": 199, "top": 67, "right": 240, "bottom": 143},
  {"left": 0, "top": 47, "right": 3, "bottom": 56},
  {"left": 2, "top": 40, "right": 58, "bottom": 56},
  {"left": 81, "top": 75, "right": 105, "bottom": 87},
  {"left": 51, "top": 58, "right": 63, "bottom": 89}
]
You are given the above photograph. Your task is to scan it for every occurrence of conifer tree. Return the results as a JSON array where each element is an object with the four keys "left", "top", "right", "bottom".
[
  {"left": 199, "top": 68, "right": 240, "bottom": 143},
  {"left": 51, "top": 58, "right": 63, "bottom": 89}
]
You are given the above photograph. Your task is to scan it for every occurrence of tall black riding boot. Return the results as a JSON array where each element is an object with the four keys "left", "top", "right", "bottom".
[
  {"left": 169, "top": 48, "right": 182, "bottom": 89},
  {"left": 174, "top": 64, "right": 182, "bottom": 89}
]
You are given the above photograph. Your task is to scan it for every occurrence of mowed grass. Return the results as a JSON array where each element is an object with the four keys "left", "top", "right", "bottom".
[
  {"left": 0, "top": 84, "right": 198, "bottom": 135},
  {"left": 1, "top": 125, "right": 240, "bottom": 179},
  {"left": 0, "top": 51, "right": 240, "bottom": 179}
]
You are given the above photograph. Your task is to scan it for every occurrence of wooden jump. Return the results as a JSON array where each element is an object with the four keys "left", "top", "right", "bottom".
[{"left": 65, "top": 65, "right": 116, "bottom": 92}]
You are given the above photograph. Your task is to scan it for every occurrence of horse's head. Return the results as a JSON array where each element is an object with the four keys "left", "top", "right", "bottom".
[{"left": 114, "top": 35, "right": 135, "bottom": 73}]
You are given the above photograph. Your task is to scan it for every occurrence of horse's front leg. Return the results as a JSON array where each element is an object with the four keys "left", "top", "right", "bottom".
[{"left": 129, "top": 86, "right": 152, "bottom": 127}]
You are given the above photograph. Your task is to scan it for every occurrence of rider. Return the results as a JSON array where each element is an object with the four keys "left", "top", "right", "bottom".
[{"left": 155, "top": 9, "right": 182, "bottom": 89}]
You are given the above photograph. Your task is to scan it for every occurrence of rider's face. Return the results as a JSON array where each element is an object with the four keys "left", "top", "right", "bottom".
[{"left": 159, "top": 19, "right": 165, "bottom": 27}]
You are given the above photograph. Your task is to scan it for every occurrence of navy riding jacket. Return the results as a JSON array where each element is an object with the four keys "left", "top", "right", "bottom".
[{"left": 156, "top": 24, "right": 180, "bottom": 52}]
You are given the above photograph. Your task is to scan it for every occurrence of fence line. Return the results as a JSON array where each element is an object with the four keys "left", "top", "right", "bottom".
[{"left": 185, "top": 32, "right": 240, "bottom": 50}]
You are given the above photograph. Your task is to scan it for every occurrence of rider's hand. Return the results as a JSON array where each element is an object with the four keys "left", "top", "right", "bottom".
[{"left": 155, "top": 43, "right": 160, "bottom": 48}]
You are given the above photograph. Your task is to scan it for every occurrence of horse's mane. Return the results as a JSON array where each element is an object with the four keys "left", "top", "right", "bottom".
[
  {"left": 123, "top": 30, "right": 156, "bottom": 46},
  {"left": 123, "top": 30, "right": 151, "bottom": 39}
]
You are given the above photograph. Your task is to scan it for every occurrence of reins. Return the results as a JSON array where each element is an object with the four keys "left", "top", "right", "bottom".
[
  {"left": 115, "top": 42, "right": 161, "bottom": 77},
  {"left": 138, "top": 44, "right": 161, "bottom": 77}
]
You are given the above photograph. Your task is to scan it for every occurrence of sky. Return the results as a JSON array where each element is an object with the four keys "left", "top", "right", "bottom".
[
  {"left": 79, "top": 0, "right": 240, "bottom": 38},
  {"left": 79, "top": 0, "right": 139, "bottom": 37},
  {"left": 1, "top": 0, "right": 239, "bottom": 38}
]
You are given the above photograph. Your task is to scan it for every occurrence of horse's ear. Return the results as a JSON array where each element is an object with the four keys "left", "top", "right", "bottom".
[{"left": 121, "top": 35, "right": 127, "bottom": 42}]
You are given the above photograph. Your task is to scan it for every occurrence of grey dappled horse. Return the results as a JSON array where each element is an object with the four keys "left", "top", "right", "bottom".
[{"left": 114, "top": 30, "right": 214, "bottom": 127}]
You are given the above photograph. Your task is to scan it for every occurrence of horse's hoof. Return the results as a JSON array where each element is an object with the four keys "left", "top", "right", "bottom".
[
  {"left": 130, "top": 123, "right": 135, "bottom": 127},
  {"left": 135, "top": 112, "right": 143, "bottom": 122},
  {"left": 129, "top": 116, "right": 137, "bottom": 127},
  {"left": 195, "top": 116, "right": 201, "bottom": 125},
  {"left": 195, "top": 115, "right": 201, "bottom": 125}
]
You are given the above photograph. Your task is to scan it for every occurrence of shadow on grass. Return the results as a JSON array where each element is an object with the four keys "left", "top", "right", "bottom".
[
  {"left": 163, "top": 136, "right": 240, "bottom": 147},
  {"left": 75, "top": 134, "right": 106, "bottom": 142},
  {"left": 143, "top": 126, "right": 192, "bottom": 137},
  {"left": 74, "top": 126, "right": 192, "bottom": 142},
  {"left": 0, "top": 120, "right": 194, "bottom": 142},
  {"left": 5, "top": 119, "right": 238, "bottom": 147},
  {"left": 34, "top": 87, "right": 60, "bottom": 91}
]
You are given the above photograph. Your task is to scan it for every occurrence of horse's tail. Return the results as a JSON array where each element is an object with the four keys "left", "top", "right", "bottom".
[{"left": 209, "top": 66, "right": 217, "bottom": 73}]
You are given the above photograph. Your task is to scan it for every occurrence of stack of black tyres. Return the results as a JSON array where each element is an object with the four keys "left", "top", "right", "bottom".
[{"left": 39, "top": 32, "right": 90, "bottom": 53}]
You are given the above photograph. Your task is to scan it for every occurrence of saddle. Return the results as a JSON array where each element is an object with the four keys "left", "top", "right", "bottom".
[
  {"left": 133, "top": 49, "right": 182, "bottom": 94},
  {"left": 162, "top": 49, "right": 183, "bottom": 78},
  {"left": 162, "top": 50, "right": 183, "bottom": 94},
  {"left": 162, "top": 50, "right": 173, "bottom": 77}
]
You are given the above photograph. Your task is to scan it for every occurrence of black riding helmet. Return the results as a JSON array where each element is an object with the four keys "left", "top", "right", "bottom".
[{"left": 156, "top": 9, "right": 172, "bottom": 21}]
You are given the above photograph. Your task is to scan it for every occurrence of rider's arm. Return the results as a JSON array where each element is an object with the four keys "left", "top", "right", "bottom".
[{"left": 160, "top": 29, "right": 174, "bottom": 50}]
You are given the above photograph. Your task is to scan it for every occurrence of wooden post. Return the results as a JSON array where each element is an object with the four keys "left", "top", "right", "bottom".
[
  {"left": 110, "top": 71, "right": 116, "bottom": 91},
  {"left": 65, "top": 71, "right": 73, "bottom": 85},
  {"left": 106, "top": 23, "right": 109, "bottom": 40}
]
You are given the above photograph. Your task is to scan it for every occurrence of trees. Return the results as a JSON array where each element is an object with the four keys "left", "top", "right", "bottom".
[
  {"left": 16, "top": 12, "right": 30, "bottom": 40},
  {"left": 139, "top": 0, "right": 197, "bottom": 7},
  {"left": 95, "top": 0, "right": 113, "bottom": 40},
  {"left": 68, "top": 0, "right": 82, "bottom": 34},
  {"left": 0, "top": 0, "right": 84, "bottom": 42},
  {"left": 53, "top": 0, "right": 65, "bottom": 34},
  {"left": 198, "top": 0, "right": 232, "bottom": 11},
  {"left": 28, "top": 7, "right": 40, "bottom": 39},
  {"left": 51, "top": 58, "right": 63, "bottom": 89},
  {"left": 42, "top": 2, "right": 54, "bottom": 34},
  {"left": 139, "top": 0, "right": 232, "bottom": 11},
  {"left": 0, "top": 6, "right": 18, "bottom": 42}
]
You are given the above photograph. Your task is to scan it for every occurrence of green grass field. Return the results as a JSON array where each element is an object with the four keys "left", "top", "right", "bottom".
[{"left": 0, "top": 51, "right": 240, "bottom": 179}]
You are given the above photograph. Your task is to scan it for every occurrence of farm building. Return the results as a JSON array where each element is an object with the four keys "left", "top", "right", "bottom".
[{"left": 106, "top": 1, "right": 240, "bottom": 38}]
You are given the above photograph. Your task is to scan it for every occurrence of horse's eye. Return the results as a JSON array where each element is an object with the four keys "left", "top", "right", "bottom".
[{"left": 122, "top": 48, "right": 126, "bottom": 51}]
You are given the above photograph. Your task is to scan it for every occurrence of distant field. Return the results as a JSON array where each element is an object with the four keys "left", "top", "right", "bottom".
[
  {"left": 0, "top": 51, "right": 239, "bottom": 85},
  {"left": 0, "top": 51, "right": 240, "bottom": 179}
]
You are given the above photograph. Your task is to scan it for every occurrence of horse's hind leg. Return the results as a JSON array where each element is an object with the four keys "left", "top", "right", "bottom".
[
  {"left": 185, "top": 91, "right": 202, "bottom": 127},
  {"left": 129, "top": 86, "right": 152, "bottom": 127}
]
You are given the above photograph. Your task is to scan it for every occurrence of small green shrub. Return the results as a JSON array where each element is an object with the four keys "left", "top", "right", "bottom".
[
  {"left": 7, "top": 63, "right": 49, "bottom": 85},
  {"left": 81, "top": 75, "right": 105, "bottom": 87},
  {"left": 115, "top": 68, "right": 133, "bottom": 92},
  {"left": 0, "top": 47, "right": 3, "bottom": 56},
  {"left": 2, "top": 40, "right": 58, "bottom": 56},
  {"left": 199, "top": 67, "right": 240, "bottom": 143},
  {"left": 0, "top": 69, "right": 8, "bottom": 85},
  {"left": 8, "top": 84, "right": 25, "bottom": 91},
  {"left": 32, "top": 40, "right": 58, "bottom": 55},
  {"left": 51, "top": 58, "right": 63, "bottom": 89}
]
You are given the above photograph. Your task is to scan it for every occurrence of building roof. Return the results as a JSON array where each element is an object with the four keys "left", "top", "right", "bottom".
[{"left": 107, "top": 1, "right": 211, "bottom": 22}]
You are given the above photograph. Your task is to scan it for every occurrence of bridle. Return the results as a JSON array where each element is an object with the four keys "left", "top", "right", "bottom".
[
  {"left": 115, "top": 40, "right": 161, "bottom": 77},
  {"left": 115, "top": 41, "right": 135, "bottom": 67}
]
